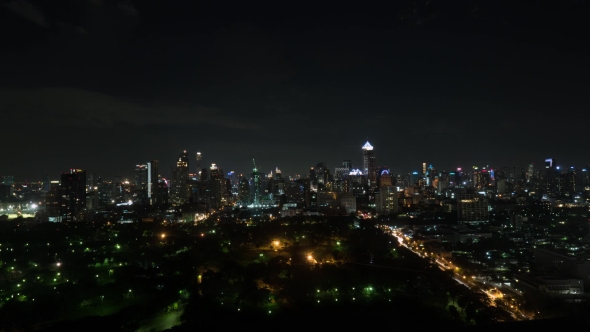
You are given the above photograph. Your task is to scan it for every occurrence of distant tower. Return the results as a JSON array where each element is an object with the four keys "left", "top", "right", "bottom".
[
  {"left": 60, "top": 169, "right": 86, "bottom": 222},
  {"left": 171, "top": 150, "right": 190, "bottom": 205},
  {"left": 239, "top": 177, "right": 250, "bottom": 204},
  {"left": 252, "top": 159, "right": 261, "bottom": 206},
  {"left": 362, "top": 141, "right": 376, "bottom": 188},
  {"left": 135, "top": 164, "right": 149, "bottom": 190},
  {"left": 147, "top": 160, "right": 159, "bottom": 205},
  {"left": 196, "top": 152, "right": 202, "bottom": 179}
]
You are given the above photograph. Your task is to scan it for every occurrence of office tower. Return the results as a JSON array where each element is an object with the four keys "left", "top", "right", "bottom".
[
  {"left": 559, "top": 167, "right": 577, "bottom": 196},
  {"left": 275, "top": 167, "right": 282, "bottom": 180},
  {"left": 438, "top": 171, "right": 449, "bottom": 194},
  {"left": 209, "top": 163, "right": 221, "bottom": 179},
  {"left": 171, "top": 150, "right": 190, "bottom": 205},
  {"left": 335, "top": 160, "right": 352, "bottom": 179},
  {"left": 147, "top": 160, "right": 159, "bottom": 205},
  {"left": 44, "top": 180, "right": 61, "bottom": 221},
  {"left": 60, "top": 169, "right": 86, "bottom": 222},
  {"left": 135, "top": 164, "right": 148, "bottom": 190},
  {"left": 409, "top": 171, "right": 419, "bottom": 186},
  {"left": 207, "top": 163, "right": 225, "bottom": 207},
  {"left": 196, "top": 152, "right": 202, "bottom": 179},
  {"left": 457, "top": 193, "right": 489, "bottom": 225},
  {"left": 526, "top": 163, "right": 534, "bottom": 183},
  {"left": 422, "top": 163, "right": 427, "bottom": 176},
  {"left": 158, "top": 180, "right": 169, "bottom": 205},
  {"left": 376, "top": 186, "right": 398, "bottom": 215},
  {"left": 252, "top": 159, "right": 261, "bottom": 205},
  {"left": 377, "top": 168, "right": 393, "bottom": 187},
  {"left": 544, "top": 158, "right": 558, "bottom": 195},
  {"left": 87, "top": 172, "right": 96, "bottom": 191},
  {"left": 239, "top": 177, "right": 250, "bottom": 204},
  {"left": 362, "top": 141, "right": 376, "bottom": 188}
]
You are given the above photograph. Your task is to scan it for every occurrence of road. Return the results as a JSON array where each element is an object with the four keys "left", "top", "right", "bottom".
[{"left": 388, "top": 228, "right": 532, "bottom": 321}]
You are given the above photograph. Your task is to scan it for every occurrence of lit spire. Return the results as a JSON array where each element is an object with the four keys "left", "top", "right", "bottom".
[{"left": 362, "top": 141, "right": 373, "bottom": 150}]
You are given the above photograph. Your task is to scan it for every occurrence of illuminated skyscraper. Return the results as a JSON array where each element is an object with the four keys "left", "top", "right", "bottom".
[
  {"left": 147, "top": 160, "right": 159, "bottom": 205},
  {"left": 544, "top": 158, "right": 558, "bottom": 195},
  {"left": 135, "top": 164, "right": 148, "bottom": 190},
  {"left": 171, "top": 150, "right": 190, "bottom": 205},
  {"left": 362, "top": 141, "right": 376, "bottom": 188},
  {"left": 196, "top": 152, "right": 202, "bottom": 179},
  {"left": 252, "top": 159, "right": 261, "bottom": 205}
]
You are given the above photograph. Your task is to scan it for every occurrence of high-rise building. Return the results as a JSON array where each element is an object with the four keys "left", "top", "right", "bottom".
[
  {"left": 252, "top": 159, "right": 261, "bottom": 205},
  {"left": 135, "top": 164, "right": 148, "bottom": 190},
  {"left": 362, "top": 141, "right": 376, "bottom": 188},
  {"left": 171, "top": 150, "right": 190, "bottom": 205},
  {"left": 377, "top": 168, "right": 393, "bottom": 187},
  {"left": 196, "top": 152, "right": 202, "bottom": 180},
  {"left": 544, "top": 158, "right": 559, "bottom": 195},
  {"left": 147, "top": 160, "right": 159, "bottom": 205},
  {"left": 239, "top": 177, "right": 250, "bottom": 204},
  {"left": 335, "top": 160, "right": 352, "bottom": 179},
  {"left": 44, "top": 180, "right": 61, "bottom": 221},
  {"left": 376, "top": 186, "right": 398, "bottom": 215},
  {"left": 207, "top": 163, "right": 226, "bottom": 207},
  {"left": 60, "top": 169, "right": 86, "bottom": 222},
  {"left": 526, "top": 163, "right": 534, "bottom": 183}
]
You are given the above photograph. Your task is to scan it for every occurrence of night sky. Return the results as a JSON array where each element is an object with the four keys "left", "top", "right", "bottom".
[{"left": 1, "top": 1, "right": 589, "bottom": 180}]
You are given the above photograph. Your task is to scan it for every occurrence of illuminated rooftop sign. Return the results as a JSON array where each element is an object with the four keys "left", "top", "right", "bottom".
[{"left": 349, "top": 169, "right": 363, "bottom": 176}]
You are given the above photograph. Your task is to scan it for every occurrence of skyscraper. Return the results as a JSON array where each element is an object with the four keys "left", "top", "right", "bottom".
[
  {"left": 147, "top": 160, "right": 159, "bottom": 205},
  {"left": 135, "top": 164, "right": 148, "bottom": 190},
  {"left": 544, "top": 158, "right": 558, "bottom": 195},
  {"left": 252, "top": 159, "right": 261, "bottom": 205},
  {"left": 60, "top": 168, "right": 86, "bottom": 222},
  {"left": 196, "top": 152, "right": 202, "bottom": 180},
  {"left": 239, "top": 176, "right": 250, "bottom": 204},
  {"left": 362, "top": 141, "right": 376, "bottom": 188},
  {"left": 171, "top": 150, "right": 190, "bottom": 205}
]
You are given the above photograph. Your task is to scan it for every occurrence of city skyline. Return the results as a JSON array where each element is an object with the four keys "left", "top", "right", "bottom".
[
  {"left": 2, "top": 2, "right": 590, "bottom": 329},
  {"left": 1, "top": 1, "right": 589, "bottom": 179},
  {"left": 1, "top": 140, "right": 588, "bottom": 182}
]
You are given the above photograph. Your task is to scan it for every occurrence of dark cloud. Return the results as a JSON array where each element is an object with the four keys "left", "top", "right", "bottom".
[
  {"left": 0, "top": 87, "right": 260, "bottom": 130},
  {"left": 4, "top": 0, "right": 46, "bottom": 27}
]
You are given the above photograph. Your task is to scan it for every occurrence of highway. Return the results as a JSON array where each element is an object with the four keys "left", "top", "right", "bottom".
[{"left": 387, "top": 227, "right": 532, "bottom": 321}]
